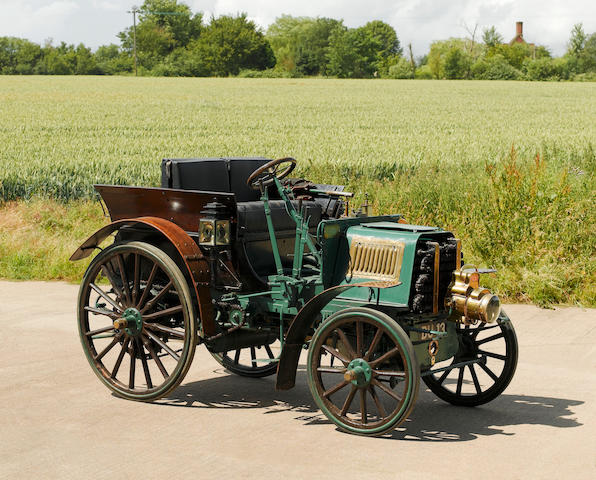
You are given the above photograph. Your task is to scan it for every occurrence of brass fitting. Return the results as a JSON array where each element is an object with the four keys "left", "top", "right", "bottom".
[
  {"left": 445, "top": 265, "right": 501, "bottom": 324},
  {"left": 113, "top": 318, "right": 128, "bottom": 330}
]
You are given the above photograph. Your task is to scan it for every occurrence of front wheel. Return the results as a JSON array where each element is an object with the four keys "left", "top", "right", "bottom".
[
  {"left": 307, "top": 307, "right": 419, "bottom": 436},
  {"left": 422, "top": 313, "right": 518, "bottom": 406},
  {"left": 77, "top": 241, "right": 197, "bottom": 401}
]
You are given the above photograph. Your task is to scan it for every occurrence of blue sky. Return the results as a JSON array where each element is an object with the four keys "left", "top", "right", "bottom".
[{"left": 0, "top": 0, "right": 594, "bottom": 56}]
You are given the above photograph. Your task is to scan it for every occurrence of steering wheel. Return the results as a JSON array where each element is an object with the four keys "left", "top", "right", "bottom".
[{"left": 247, "top": 157, "right": 297, "bottom": 190}]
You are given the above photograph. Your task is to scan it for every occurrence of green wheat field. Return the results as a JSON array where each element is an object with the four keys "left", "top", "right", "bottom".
[{"left": 0, "top": 76, "right": 594, "bottom": 305}]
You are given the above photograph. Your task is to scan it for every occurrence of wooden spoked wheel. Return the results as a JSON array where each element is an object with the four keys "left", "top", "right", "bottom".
[
  {"left": 308, "top": 307, "right": 419, "bottom": 436},
  {"left": 423, "top": 313, "right": 518, "bottom": 406},
  {"left": 209, "top": 341, "right": 280, "bottom": 378},
  {"left": 77, "top": 241, "right": 197, "bottom": 401}
]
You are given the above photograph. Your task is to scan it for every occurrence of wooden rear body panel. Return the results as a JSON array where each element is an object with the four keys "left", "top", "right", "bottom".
[{"left": 95, "top": 185, "right": 237, "bottom": 232}]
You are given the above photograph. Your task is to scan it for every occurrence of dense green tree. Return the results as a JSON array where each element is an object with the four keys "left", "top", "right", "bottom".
[
  {"left": 193, "top": 14, "right": 275, "bottom": 76},
  {"left": 471, "top": 54, "right": 521, "bottom": 80},
  {"left": 95, "top": 44, "right": 133, "bottom": 74},
  {"left": 428, "top": 39, "right": 475, "bottom": 79},
  {"left": 567, "top": 23, "right": 587, "bottom": 56},
  {"left": 267, "top": 15, "right": 341, "bottom": 75},
  {"left": 118, "top": 0, "right": 202, "bottom": 69},
  {"left": 326, "top": 26, "right": 363, "bottom": 77},
  {"left": 482, "top": 26, "right": 503, "bottom": 48},
  {"left": 326, "top": 21, "right": 401, "bottom": 78}
]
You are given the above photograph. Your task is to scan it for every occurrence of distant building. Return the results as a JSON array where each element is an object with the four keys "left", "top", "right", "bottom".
[{"left": 509, "top": 21, "right": 534, "bottom": 48}]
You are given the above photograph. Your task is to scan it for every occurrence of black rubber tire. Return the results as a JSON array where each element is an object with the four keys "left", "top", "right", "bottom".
[{"left": 423, "top": 313, "right": 518, "bottom": 407}]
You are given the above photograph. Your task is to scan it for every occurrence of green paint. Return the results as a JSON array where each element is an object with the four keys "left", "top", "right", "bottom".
[
  {"left": 122, "top": 307, "right": 142, "bottom": 336},
  {"left": 346, "top": 358, "right": 373, "bottom": 387}
]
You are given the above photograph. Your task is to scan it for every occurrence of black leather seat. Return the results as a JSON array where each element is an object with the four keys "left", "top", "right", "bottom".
[
  {"left": 236, "top": 200, "right": 322, "bottom": 278},
  {"left": 161, "top": 157, "right": 274, "bottom": 202}
]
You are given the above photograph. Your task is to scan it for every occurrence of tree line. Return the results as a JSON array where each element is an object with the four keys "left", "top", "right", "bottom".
[{"left": 1, "top": 0, "right": 595, "bottom": 81}]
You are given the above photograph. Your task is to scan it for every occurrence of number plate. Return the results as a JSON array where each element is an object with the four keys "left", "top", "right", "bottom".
[{"left": 419, "top": 321, "right": 446, "bottom": 340}]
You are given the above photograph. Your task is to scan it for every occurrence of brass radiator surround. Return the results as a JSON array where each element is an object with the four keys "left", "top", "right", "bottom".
[{"left": 348, "top": 236, "right": 405, "bottom": 283}]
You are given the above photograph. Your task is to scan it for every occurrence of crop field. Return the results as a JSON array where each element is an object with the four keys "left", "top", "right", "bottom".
[{"left": 0, "top": 76, "right": 594, "bottom": 305}]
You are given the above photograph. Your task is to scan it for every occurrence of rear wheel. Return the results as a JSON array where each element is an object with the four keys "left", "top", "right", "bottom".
[
  {"left": 308, "top": 307, "right": 419, "bottom": 436},
  {"left": 77, "top": 241, "right": 197, "bottom": 401},
  {"left": 209, "top": 341, "right": 280, "bottom": 378}
]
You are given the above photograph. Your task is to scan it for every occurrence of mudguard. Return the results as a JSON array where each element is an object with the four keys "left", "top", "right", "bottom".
[
  {"left": 276, "top": 280, "right": 400, "bottom": 390},
  {"left": 70, "top": 216, "right": 215, "bottom": 336}
]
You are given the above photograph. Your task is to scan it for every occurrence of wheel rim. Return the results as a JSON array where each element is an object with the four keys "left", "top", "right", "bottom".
[
  {"left": 423, "top": 316, "right": 518, "bottom": 405},
  {"left": 78, "top": 243, "right": 196, "bottom": 400},
  {"left": 308, "top": 309, "right": 418, "bottom": 435}
]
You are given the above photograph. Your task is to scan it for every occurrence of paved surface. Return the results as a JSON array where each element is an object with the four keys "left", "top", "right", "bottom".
[{"left": 1, "top": 280, "right": 595, "bottom": 480}]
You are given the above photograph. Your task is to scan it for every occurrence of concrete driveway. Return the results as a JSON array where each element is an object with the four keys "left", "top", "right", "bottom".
[{"left": 1, "top": 281, "right": 595, "bottom": 479}]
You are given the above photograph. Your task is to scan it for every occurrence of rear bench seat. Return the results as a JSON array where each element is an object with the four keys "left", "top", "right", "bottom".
[{"left": 161, "top": 157, "right": 324, "bottom": 278}]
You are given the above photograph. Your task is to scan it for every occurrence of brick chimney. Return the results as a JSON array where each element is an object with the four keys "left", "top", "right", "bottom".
[{"left": 516, "top": 21, "right": 523, "bottom": 38}]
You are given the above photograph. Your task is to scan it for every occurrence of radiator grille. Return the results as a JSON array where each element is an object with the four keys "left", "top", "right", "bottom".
[{"left": 349, "top": 236, "right": 405, "bottom": 282}]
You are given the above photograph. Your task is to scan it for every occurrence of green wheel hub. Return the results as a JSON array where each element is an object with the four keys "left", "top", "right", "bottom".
[
  {"left": 345, "top": 358, "right": 373, "bottom": 387},
  {"left": 122, "top": 307, "right": 143, "bottom": 336}
]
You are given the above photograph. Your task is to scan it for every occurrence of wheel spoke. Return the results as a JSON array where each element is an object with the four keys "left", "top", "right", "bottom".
[
  {"left": 250, "top": 347, "right": 257, "bottom": 368},
  {"left": 143, "top": 336, "right": 168, "bottom": 379},
  {"left": 111, "top": 337, "right": 129, "bottom": 378},
  {"left": 85, "top": 324, "right": 115, "bottom": 336},
  {"left": 321, "top": 344, "right": 350, "bottom": 366},
  {"left": 116, "top": 254, "right": 131, "bottom": 305},
  {"left": 476, "top": 332, "right": 505, "bottom": 345},
  {"left": 317, "top": 367, "right": 347, "bottom": 374},
  {"left": 479, "top": 361, "right": 499, "bottom": 382},
  {"left": 144, "top": 322, "right": 185, "bottom": 340},
  {"left": 145, "top": 330, "right": 181, "bottom": 362},
  {"left": 371, "top": 378, "right": 402, "bottom": 402},
  {"left": 456, "top": 367, "right": 464, "bottom": 395},
  {"left": 471, "top": 324, "right": 500, "bottom": 338},
  {"left": 140, "top": 280, "right": 173, "bottom": 314},
  {"left": 137, "top": 338, "right": 153, "bottom": 389},
  {"left": 469, "top": 364, "right": 481, "bottom": 394},
  {"left": 264, "top": 344, "right": 274, "bottom": 359},
  {"left": 101, "top": 264, "right": 124, "bottom": 300},
  {"left": 143, "top": 305, "right": 183, "bottom": 320},
  {"left": 234, "top": 349, "right": 241, "bottom": 364},
  {"left": 360, "top": 389, "right": 368, "bottom": 424},
  {"left": 323, "top": 379, "right": 350, "bottom": 398},
  {"left": 340, "top": 386, "right": 357, "bottom": 416},
  {"left": 364, "top": 327, "right": 383, "bottom": 361},
  {"left": 89, "top": 283, "right": 122, "bottom": 313},
  {"left": 369, "top": 346, "right": 400, "bottom": 368},
  {"left": 129, "top": 341, "right": 136, "bottom": 389},
  {"left": 437, "top": 369, "right": 450, "bottom": 385},
  {"left": 137, "top": 263, "right": 158, "bottom": 309},
  {"left": 132, "top": 253, "right": 140, "bottom": 305},
  {"left": 94, "top": 335, "right": 121, "bottom": 361},
  {"left": 479, "top": 350, "right": 507, "bottom": 361},
  {"left": 369, "top": 385, "right": 386, "bottom": 417},
  {"left": 373, "top": 370, "right": 406, "bottom": 378},
  {"left": 84, "top": 306, "right": 119, "bottom": 320},
  {"left": 335, "top": 328, "right": 357, "bottom": 360},
  {"left": 356, "top": 320, "right": 363, "bottom": 357}
]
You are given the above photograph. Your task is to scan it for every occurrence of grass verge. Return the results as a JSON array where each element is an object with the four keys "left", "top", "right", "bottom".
[{"left": 1, "top": 145, "right": 594, "bottom": 307}]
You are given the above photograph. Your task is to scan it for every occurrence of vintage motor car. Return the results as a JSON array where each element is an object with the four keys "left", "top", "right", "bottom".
[{"left": 71, "top": 156, "right": 518, "bottom": 436}]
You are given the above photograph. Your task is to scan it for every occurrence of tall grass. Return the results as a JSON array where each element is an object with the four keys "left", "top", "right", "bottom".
[{"left": 0, "top": 77, "right": 594, "bottom": 305}]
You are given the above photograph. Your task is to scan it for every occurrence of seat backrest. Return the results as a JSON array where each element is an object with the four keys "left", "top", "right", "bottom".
[{"left": 161, "top": 157, "right": 272, "bottom": 202}]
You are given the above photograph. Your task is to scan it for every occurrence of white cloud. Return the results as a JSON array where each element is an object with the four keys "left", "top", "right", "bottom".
[{"left": 0, "top": 0, "right": 594, "bottom": 55}]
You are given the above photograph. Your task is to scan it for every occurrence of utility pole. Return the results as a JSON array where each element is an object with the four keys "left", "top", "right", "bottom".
[
  {"left": 127, "top": 7, "right": 139, "bottom": 76},
  {"left": 127, "top": 8, "right": 185, "bottom": 77}
]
